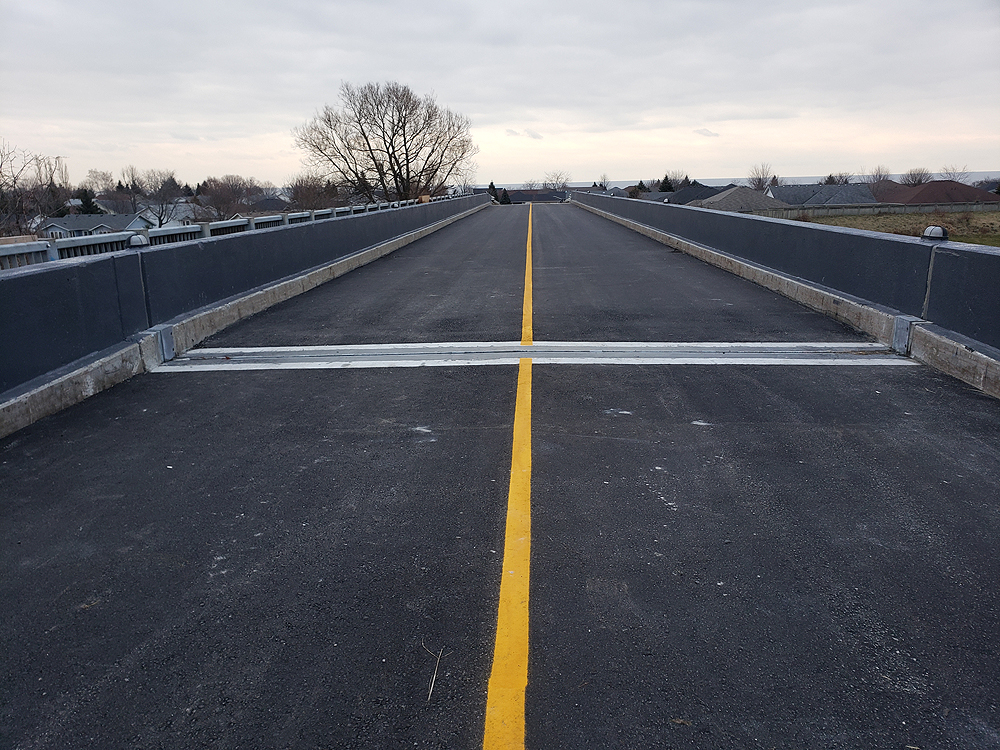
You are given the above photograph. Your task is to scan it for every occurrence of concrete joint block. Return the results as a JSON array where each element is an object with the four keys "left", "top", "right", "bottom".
[
  {"left": 147, "top": 324, "right": 175, "bottom": 362},
  {"left": 891, "top": 315, "right": 926, "bottom": 355}
]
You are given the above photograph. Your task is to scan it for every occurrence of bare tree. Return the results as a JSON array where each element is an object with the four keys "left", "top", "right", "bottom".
[
  {"left": 0, "top": 139, "right": 39, "bottom": 235},
  {"left": 521, "top": 179, "right": 539, "bottom": 190},
  {"left": 543, "top": 170, "right": 571, "bottom": 190},
  {"left": 900, "top": 167, "right": 932, "bottom": 186},
  {"left": 861, "top": 165, "right": 892, "bottom": 185},
  {"left": 119, "top": 165, "right": 147, "bottom": 212},
  {"left": 860, "top": 165, "right": 895, "bottom": 200},
  {"left": 597, "top": 173, "right": 610, "bottom": 190},
  {"left": 142, "top": 169, "right": 184, "bottom": 227},
  {"left": 286, "top": 172, "right": 340, "bottom": 209},
  {"left": 747, "top": 163, "right": 777, "bottom": 191},
  {"left": 197, "top": 174, "right": 263, "bottom": 219},
  {"left": 293, "top": 81, "right": 478, "bottom": 203},
  {"left": 821, "top": 172, "right": 854, "bottom": 185},
  {"left": 27, "top": 154, "right": 72, "bottom": 222},
  {"left": 939, "top": 164, "right": 970, "bottom": 184},
  {"left": 79, "top": 169, "right": 116, "bottom": 195},
  {"left": 666, "top": 170, "right": 688, "bottom": 188},
  {"left": 256, "top": 181, "right": 281, "bottom": 202}
]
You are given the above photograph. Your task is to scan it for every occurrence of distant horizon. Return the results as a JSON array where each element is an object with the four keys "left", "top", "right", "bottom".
[
  {"left": 4, "top": 2, "right": 997, "bottom": 195},
  {"left": 480, "top": 171, "right": 1000, "bottom": 191}
]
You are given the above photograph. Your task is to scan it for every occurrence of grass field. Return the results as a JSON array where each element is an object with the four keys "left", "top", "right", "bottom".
[{"left": 800, "top": 211, "right": 1000, "bottom": 247}]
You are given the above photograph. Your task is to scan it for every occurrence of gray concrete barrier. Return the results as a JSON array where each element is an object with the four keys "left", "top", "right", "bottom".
[
  {"left": 573, "top": 192, "right": 934, "bottom": 316},
  {"left": 923, "top": 243, "right": 1000, "bottom": 350},
  {"left": 1, "top": 195, "right": 488, "bottom": 401},
  {"left": 571, "top": 191, "right": 1000, "bottom": 397}
]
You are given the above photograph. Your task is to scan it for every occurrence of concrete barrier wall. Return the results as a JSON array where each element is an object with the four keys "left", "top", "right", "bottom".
[
  {"left": 1, "top": 195, "right": 488, "bottom": 396},
  {"left": 0, "top": 252, "right": 148, "bottom": 393},
  {"left": 140, "top": 195, "right": 486, "bottom": 325},
  {"left": 924, "top": 244, "right": 1000, "bottom": 349},
  {"left": 572, "top": 192, "right": 1000, "bottom": 352}
]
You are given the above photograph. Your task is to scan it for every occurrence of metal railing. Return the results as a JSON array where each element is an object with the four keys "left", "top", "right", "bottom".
[{"left": 0, "top": 194, "right": 468, "bottom": 272}]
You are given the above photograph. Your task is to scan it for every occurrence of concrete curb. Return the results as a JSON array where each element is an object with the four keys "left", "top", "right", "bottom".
[
  {"left": 909, "top": 326, "right": 1000, "bottom": 398},
  {"left": 1, "top": 202, "right": 490, "bottom": 439},
  {"left": 573, "top": 199, "right": 1000, "bottom": 400}
]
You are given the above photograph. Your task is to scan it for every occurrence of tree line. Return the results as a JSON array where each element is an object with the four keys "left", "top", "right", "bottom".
[
  {"left": 744, "top": 163, "right": 994, "bottom": 192},
  {"left": 3, "top": 81, "right": 480, "bottom": 237},
  {"left": 571, "top": 164, "right": 997, "bottom": 199},
  {"left": 0, "top": 138, "right": 347, "bottom": 237}
]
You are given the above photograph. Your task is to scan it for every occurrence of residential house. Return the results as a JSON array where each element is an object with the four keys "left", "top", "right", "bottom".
[
  {"left": 766, "top": 184, "right": 877, "bottom": 206},
  {"left": 665, "top": 184, "right": 729, "bottom": 205},
  {"left": 689, "top": 186, "right": 789, "bottom": 213},
  {"left": 871, "top": 180, "right": 1000, "bottom": 204},
  {"left": 36, "top": 212, "right": 156, "bottom": 239}
]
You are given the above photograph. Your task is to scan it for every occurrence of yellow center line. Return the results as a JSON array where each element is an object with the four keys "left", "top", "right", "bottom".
[
  {"left": 484, "top": 204, "right": 535, "bottom": 749},
  {"left": 484, "top": 358, "right": 532, "bottom": 750},
  {"left": 521, "top": 203, "right": 533, "bottom": 346}
]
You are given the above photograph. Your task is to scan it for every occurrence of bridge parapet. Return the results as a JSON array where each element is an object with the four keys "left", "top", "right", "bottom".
[
  {"left": 571, "top": 191, "right": 1000, "bottom": 398},
  {"left": 0, "top": 194, "right": 489, "bottom": 436}
]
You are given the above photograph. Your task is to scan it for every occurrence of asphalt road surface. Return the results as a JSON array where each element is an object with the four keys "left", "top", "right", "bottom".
[{"left": 3, "top": 203, "right": 999, "bottom": 749}]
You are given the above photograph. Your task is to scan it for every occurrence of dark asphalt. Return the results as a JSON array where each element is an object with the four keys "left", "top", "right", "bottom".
[
  {"left": 203, "top": 205, "right": 529, "bottom": 347},
  {"left": 531, "top": 205, "right": 863, "bottom": 343},
  {"left": 3, "top": 203, "right": 1000, "bottom": 749}
]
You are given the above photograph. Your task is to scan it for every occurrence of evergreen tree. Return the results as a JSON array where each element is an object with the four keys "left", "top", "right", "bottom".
[
  {"left": 499, "top": 188, "right": 512, "bottom": 205},
  {"left": 678, "top": 176, "right": 692, "bottom": 189},
  {"left": 661, "top": 174, "right": 674, "bottom": 192},
  {"left": 637, "top": 180, "right": 649, "bottom": 192},
  {"left": 73, "top": 188, "right": 104, "bottom": 214},
  {"left": 487, "top": 180, "right": 497, "bottom": 199}
]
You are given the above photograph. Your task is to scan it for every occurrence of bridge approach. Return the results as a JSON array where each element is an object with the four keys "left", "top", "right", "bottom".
[{"left": 2, "top": 203, "right": 1000, "bottom": 749}]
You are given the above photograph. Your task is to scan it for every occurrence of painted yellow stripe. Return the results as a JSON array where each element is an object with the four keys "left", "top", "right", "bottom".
[
  {"left": 483, "top": 357, "right": 532, "bottom": 750},
  {"left": 520, "top": 204, "right": 533, "bottom": 346}
]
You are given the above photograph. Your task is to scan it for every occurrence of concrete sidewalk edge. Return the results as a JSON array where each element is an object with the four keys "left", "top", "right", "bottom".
[
  {"left": 572, "top": 199, "right": 1000, "bottom": 400},
  {"left": 0, "top": 202, "right": 490, "bottom": 439}
]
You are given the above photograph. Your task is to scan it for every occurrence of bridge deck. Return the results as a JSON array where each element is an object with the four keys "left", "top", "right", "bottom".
[{"left": 3, "top": 204, "right": 999, "bottom": 748}]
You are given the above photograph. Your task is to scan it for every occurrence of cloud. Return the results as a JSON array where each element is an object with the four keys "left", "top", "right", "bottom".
[
  {"left": 506, "top": 128, "right": 543, "bottom": 140},
  {"left": 1, "top": 0, "right": 997, "bottom": 184}
]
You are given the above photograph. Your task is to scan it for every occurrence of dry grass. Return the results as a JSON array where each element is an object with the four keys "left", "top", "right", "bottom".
[{"left": 801, "top": 210, "right": 1000, "bottom": 247}]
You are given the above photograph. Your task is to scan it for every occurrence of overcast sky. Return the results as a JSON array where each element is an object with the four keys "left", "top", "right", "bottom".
[{"left": 2, "top": 0, "right": 998, "bottom": 187}]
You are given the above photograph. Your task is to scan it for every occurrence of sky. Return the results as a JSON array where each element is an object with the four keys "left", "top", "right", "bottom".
[{"left": 2, "top": 0, "right": 998, "bottom": 188}]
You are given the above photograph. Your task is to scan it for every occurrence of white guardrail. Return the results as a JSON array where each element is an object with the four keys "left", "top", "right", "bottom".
[{"left": 0, "top": 196, "right": 455, "bottom": 271}]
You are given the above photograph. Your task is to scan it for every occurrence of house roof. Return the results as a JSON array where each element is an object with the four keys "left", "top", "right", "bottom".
[
  {"left": 873, "top": 180, "right": 1000, "bottom": 204},
  {"left": 666, "top": 185, "right": 725, "bottom": 205},
  {"left": 37, "top": 213, "right": 153, "bottom": 232},
  {"left": 690, "top": 186, "right": 789, "bottom": 212},
  {"left": 768, "top": 184, "right": 877, "bottom": 206},
  {"left": 250, "top": 197, "right": 290, "bottom": 213}
]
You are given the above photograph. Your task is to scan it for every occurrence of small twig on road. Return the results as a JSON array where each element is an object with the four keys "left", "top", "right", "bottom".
[{"left": 421, "top": 639, "right": 452, "bottom": 703}]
